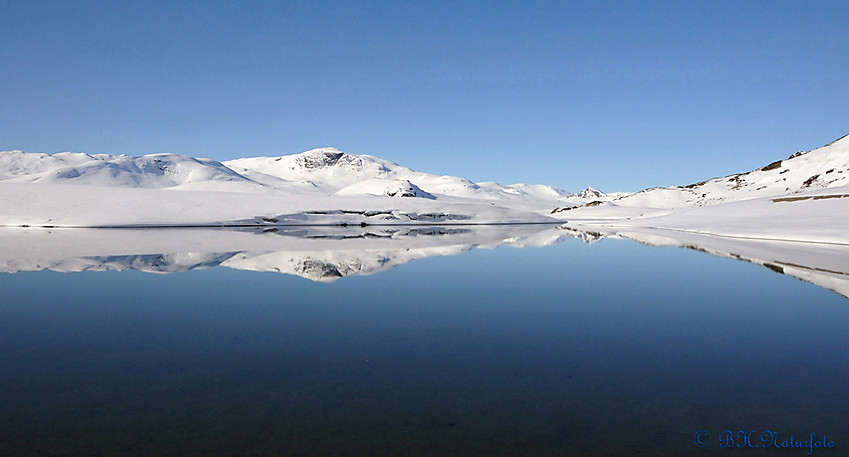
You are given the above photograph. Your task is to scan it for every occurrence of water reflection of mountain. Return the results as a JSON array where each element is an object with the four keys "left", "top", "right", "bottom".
[
  {"left": 2, "top": 225, "right": 847, "bottom": 297},
  {"left": 0, "top": 225, "right": 573, "bottom": 282},
  {"left": 560, "top": 226, "right": 849, "bottom": 299}
]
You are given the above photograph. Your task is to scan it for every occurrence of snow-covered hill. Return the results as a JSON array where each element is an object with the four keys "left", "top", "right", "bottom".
[
  {"left": 0, "top": 150, "right": 256, "bottom": 190},
  {"left": 0, "top": 146, "right": 598, "bottom": 204},
  {"left": 608, "top": 134, "right": 849, "bottom": 210},
  {"left": 335, "top": 178, "right": 436, "bottom": 199},
  {"left": 559, "top": 134, "right": 849, "bottom": 245},
  {"left": 479, "top": 182, "right": 574, "bottom": 200},
  {"left": 224, "top": 147, "right": 581, "bottom": 202}
]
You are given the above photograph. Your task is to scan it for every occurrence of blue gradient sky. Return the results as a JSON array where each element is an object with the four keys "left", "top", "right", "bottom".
[{"left": 2, "top": 1, "right": 847, "bottom": 192}]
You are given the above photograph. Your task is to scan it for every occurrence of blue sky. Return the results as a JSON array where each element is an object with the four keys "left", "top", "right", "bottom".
[{"left": 2, "top": 0, "right": 847, "bottom": 192}]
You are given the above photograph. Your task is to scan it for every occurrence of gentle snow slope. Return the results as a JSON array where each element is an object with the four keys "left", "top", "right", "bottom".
[
  {"left": 609, "top": 134, "right": 849, "bottom": 209},
  {"left": 0, "top": 150, "right": 256, "bottom": 190}
]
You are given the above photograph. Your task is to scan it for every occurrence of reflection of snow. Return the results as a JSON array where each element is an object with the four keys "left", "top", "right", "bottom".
[
  {"left": 0, "top": 225, "right": 576, "bottom": 282},
  {"left": 569, "top": 226, "right": 849, "bottom": 299}
]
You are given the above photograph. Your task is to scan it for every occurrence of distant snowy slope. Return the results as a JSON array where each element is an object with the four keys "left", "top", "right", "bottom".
[
  {"left": 610, "top": 134, "right": 849, "bottom": 209},
  {"left": 480, "top": 182, "right": 573, "bottom": 200},
  {"left": 0, "top": 150, "right": 256, "bottom": 189}
]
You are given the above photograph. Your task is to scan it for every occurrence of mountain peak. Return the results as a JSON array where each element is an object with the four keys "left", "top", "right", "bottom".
[
  {"left": 575, "top": 187, "right": 605, "bottom": 199},
  {"left": 294, "top": 147, "right": 365, "bottom": 171}
]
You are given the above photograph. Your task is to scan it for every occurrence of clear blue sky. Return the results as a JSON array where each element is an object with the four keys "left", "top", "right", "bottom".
[{"left": 2, "top": 0, "right": 847, "bottom": 192}]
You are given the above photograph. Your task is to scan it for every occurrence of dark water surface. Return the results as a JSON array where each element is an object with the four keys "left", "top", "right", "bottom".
[{"left": 1, "top": 235, "right": 847, "bottom": 456}]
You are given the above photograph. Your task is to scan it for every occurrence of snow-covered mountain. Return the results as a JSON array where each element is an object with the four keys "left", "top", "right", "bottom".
[
  {"left": 480, "top": 182, "right": 574, "bottom": 200},
  {"left": 550, "top": 187, "right": 623, "bottom": 212},
  {"left": 605, "top": 134, "right": 849, "bottom": 210},
  {"left": 4, "top": 133, "right": 846, "bottom": 237},
  {"left": 574, "top": 186, "right": 605, "bottom": 199},
  {"left": 224, "top": 147, "right": 576, "bottom": 202},
  {"left": 0, "top": 147, "right": 588, "bottom": 205},
  {"left": 0, "top": 151, "right": 255, "bottom": 190}
]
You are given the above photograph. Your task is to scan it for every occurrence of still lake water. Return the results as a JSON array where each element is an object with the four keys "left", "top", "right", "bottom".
[{"left": 1, "top": 230, "right": 847, "bottom": 456}]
